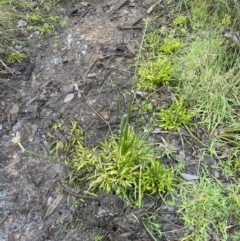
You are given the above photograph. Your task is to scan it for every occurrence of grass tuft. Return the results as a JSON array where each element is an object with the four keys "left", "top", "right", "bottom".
[
  {"left": 6, "top": 50, "right": 27, "bottom": 63},
  {"left": 158, "top": 96, "right": 194, "bottom": 132},
  {"left": 174, "top": 29, "right": 240, "bottom": 133},
  {"left": 137, "top": 57, "right": 173, "bottom": 90},
  {"left": 176, "top": 176, "right": 240, "bottom": 240},
  {"left": 65, "top": 123, "right": 173, "bottom": 207}
]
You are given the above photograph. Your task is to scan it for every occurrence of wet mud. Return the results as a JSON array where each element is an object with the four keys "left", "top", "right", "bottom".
[{"left": 0, "top": 0, "right": 166, "bottom": 240}]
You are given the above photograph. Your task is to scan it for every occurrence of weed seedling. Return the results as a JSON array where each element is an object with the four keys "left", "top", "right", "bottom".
[
  {"left": 38, "top": 23, "right": 54, "bottom": 35},
  {"left": 137, "top": 58, "right": 173, "bottom": 90},
  {"left": 60, "top": 18, "right": 68, "bottom": 28},
  {"left": 6, "top": 51, "right": 27, "bottom": 63},
  {"left": 159, "top": 97, "right": 193, "bottom": 132},
  {"left": 94, "top": 235, "right": 103, "bottom": 241},
  {"left": 160, "top": 38, "right": 182, "bottom": 55},
  {"left": 172, "top": 15, "right": 187, "bottom": 27},
  {"left": 29, "top": 12, "right": 44, "bottom": 24},
  {"left": 49, "top": 15, "right": 60, "bottom": 22}
]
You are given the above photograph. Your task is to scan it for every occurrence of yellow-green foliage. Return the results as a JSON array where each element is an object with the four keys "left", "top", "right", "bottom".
[
  {"left": 138, "top": 27, "right": 181, "bottom": 90},
  {"left": 160, "top": 38, "right": 182, "bottom": 55},
  {"left": 6, "top": 51, "right": 27, "bottom": 63},
  {"left": 29, "top": 12, "right": 44, "bottom": 24},
  {"left": 49, "top": 15, "right": 60, "bottom": 22},
  {"left": 143, "top": 29, "right": 162, "bottom": 52},
  {"left": 143, "top": 29, "right": 182, "bottom": 54},
  {"left": 159, "top": 97, "right": 193, "bottom": 132},
  {"left": 137, "top": 58, "right": 173, "bottom": 90},
  {"left": 66, "top": 123, "right": 173, "bottom": 206},
  {"left": 173, "top": 15, "right": 187, "bottom": 27},
  {"left": 38, "top": 23, "right": 54, "bottom": 35}
]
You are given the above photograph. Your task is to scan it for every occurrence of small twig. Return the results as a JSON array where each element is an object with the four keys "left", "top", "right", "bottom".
[
  {"left": 0, "top": 59, "right": 14, "bottom": 75},
  {"left": 83, "top": 118, "right": 98, "bottom": 132},
  {"left": 118, "top": 25, "right": 143, "bottom": 30},
  {"left": 57, "top": 181, "right": 98, "bottom": 200},
  {"left": 0, "top": 215, "right": 9, "bottom": 225}
]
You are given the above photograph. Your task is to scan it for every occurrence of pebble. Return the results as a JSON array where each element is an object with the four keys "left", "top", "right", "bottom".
[
  {"left": 64, "top": 93, "right": 75, "bottom": 103},
  {"left": 17, "top": 20, "right": 27, "bottom": 27},
  {"left": 180, "top": 173, "right": 199, "bottom": 180},
  {"left": 12, "top": 122, "right": 22, "bottom": 132}
]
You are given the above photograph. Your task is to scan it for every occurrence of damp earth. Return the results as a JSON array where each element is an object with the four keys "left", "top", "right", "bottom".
[{"left": 0, "top": 1, "right": 183, "bottom": 240}]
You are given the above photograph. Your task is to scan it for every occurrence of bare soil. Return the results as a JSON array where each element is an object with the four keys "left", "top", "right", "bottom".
[{"left": 0, "top": 0, "right": 182, "bottom": 240}]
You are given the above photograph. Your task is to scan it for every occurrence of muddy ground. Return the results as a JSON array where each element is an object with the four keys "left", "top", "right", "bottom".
[{"left": 0, "top": 0, "right": 182, "bottom": 240}]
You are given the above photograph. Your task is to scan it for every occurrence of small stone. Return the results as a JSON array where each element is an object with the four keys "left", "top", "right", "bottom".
[
  {"left": 47, "top": 196, "right": 53, "bottom": 205},
  {"left": 12, "top": 122, "right": 22, "bottom": 132},
  {"left": 180, "top": 173, "right": 199, "bottom": 180},
  {"left": 30, "top": 31, "right": 40, "bottom": 39},
  {"left": 17, "top": 20, "right": 27, "bottom": 27},
  {"left": 51, "top": 56, "right": 62, "bottom": 65},
  {"left": 64, "top": 93, "right": 74, "bottom": 103}
]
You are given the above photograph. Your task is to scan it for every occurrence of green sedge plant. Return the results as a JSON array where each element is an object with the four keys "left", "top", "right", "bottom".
[
  {"left": 172, "top": 15, "right": 187, "bottom": 27},
  {"left": 29, "top": 12, "right": 44, "bottom": 24},
  {"left": 160, "top": 38, "right": 182, "bottom": 55},
  {"left": 65, "top": 20, "right": 174, "bottom": 207},
  {"left": 137, "top": 57, "right": 173, "bottom": 90},
  {"left": 158, "top": 96, "right": 194, "bottom": 132},
  {"left": 65, "top": 121, "right": 173, "bottom": 207},
  {"left": 6, "top": 51, "right": 27, "bottom": 63},
  {"left": 137, "top": 25, "right": 182, "bottom": 91}
]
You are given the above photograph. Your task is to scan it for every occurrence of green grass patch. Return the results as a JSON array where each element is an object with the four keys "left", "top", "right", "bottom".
[
  {"left": 175, "top": 176, "right": 240, "bottom": 240},
  {"left": 160, "top": 38, "right": 182, "bottom": 55},
  {"left": 134, "top": 0, "right": 240, "bottom": 239},
  {"left": 6, "top": 50, "right": 27, "bottom": 63},
  {"left": 65, "top": 122, "right": 173, "bottom": 207},
  {"left": 158, "top": 96, "right": 194, "bottom": 132},
  {"left": 38, "top": 23, "right": 55, "bottom": 35},
  {"left": 0, "top": 0, "right": 32, "bottom": 52},
  {"left": 173, "top": 29, "right": 240, "bottom": 133},
  {"left": 137, "top": 57, "right": 173, "bottom": 90},
  {"left": 29, "top": 12, "right": 44, "bottom": 24}
]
